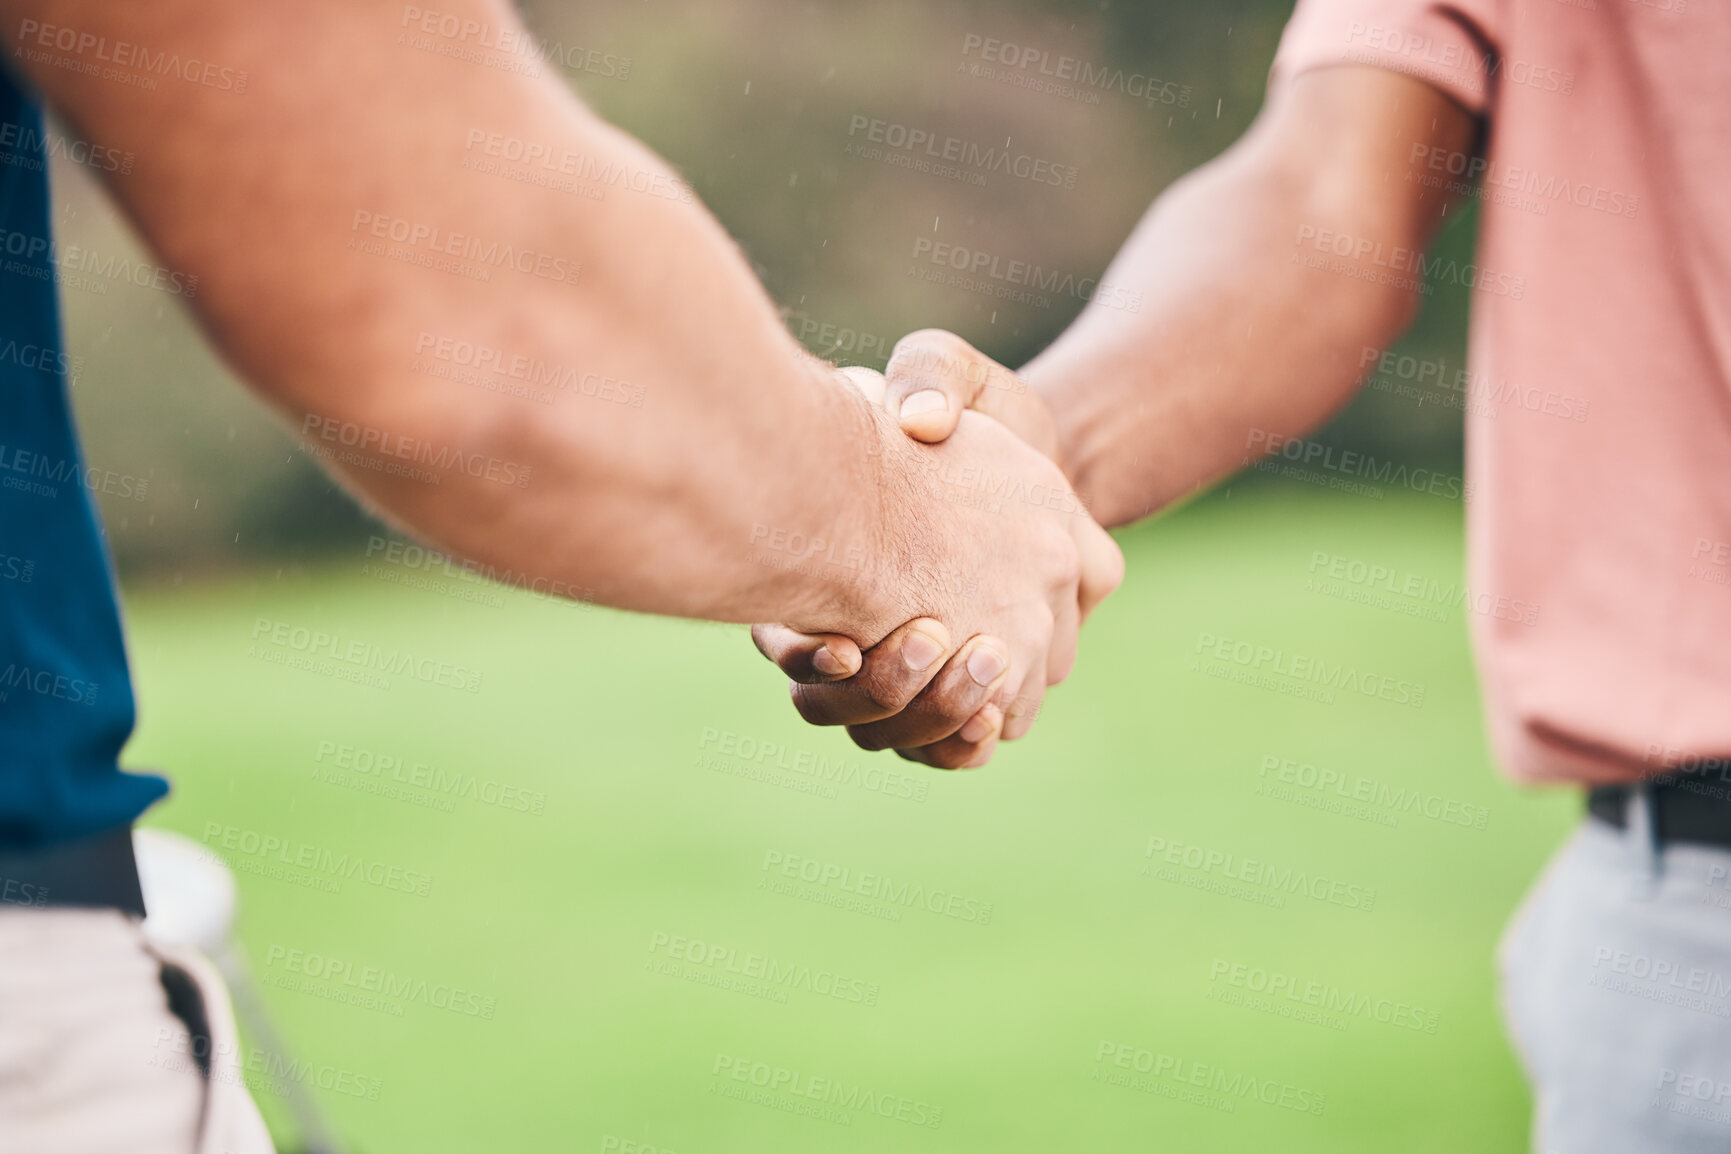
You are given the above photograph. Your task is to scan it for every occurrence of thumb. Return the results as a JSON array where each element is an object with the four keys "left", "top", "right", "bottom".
[
  {"left": 752, "top": 623, "right": 863, "bottom": 683},
  {"left": 883, "top": 329, "right": 1002, "bottom": 444},
  {"left": 885, "top": 329, "right": 1060, "bottom": 459}
]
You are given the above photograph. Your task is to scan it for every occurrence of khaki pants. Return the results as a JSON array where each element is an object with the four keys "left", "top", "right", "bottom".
[{"left": 0, "top": 907, "right": 274, "bottom": 1154}]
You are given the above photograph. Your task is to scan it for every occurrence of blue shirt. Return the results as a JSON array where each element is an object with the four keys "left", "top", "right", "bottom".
[{"left": 0, "top": 74, "right": 165, "bottom": 848}]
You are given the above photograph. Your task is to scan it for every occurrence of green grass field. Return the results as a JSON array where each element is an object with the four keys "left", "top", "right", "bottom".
[{"left": 123, "top": 486, "right": 1577, "bottom": 1153}]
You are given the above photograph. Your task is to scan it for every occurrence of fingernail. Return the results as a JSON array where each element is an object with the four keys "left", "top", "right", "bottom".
[
  {"left": 901, "top": 631, "right": 945, "bottom": 671},
  {"left": 812, "top": 645, "right": 850, "bottom": 677},
  {"left": 966, "top": 646, "right": 1007, "bottom": 685},
  {"left": 959, "top": 712, "right": 994, "bottom": 743},
  {"left": 899, "top": 390, "right": 948, "bottom": 420}
]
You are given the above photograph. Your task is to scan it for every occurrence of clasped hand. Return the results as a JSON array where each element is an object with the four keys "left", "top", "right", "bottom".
[{"left": 753, "top": 330, "right": 1120, "bottom": 769}]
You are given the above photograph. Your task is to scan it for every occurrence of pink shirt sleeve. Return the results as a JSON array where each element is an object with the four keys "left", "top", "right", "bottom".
[{"left": 1270, "top": 0, "right": 1504, "bottom": 117}]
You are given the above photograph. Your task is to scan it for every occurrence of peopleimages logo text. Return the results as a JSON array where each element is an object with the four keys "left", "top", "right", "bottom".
[
  {"left": 263, "top": 944, "right": 496, "bottom": 1019},
  {"left": 348, "top": 210, "right": 581, "bottom": 284},
  {"left": 909, "top": 237, "right": 1141, "bottom": 312},
  {"left": 14, "top": 18, "right": 250, "bottom": 92},
  {"left": 1248, "top": 429, "right": 1473, "bottom": 503},
  {"left": 1208, "top": 958, "right": 1441, "bottom": 1034},
  {"left": 1259, "top": 753, "right": 1489, "bottom": 830},
  {"left": 1295, "top": 224, "right": 1525, "bottom": 300},
  {"left": 650, "top": 931, "right": 880, "bottom": 1006},
  {"left": 1093, "top": 1041, "right": 1326, "bottom": 1115},
  {"left": 1145, "top": 835, "right": 1377, "bottom": 911},
  {"left": 0, "top": 225, "right": 198, "bottom": 297},
  {"left": 1194, "top": 630, "right": 1427, "bottom": 710},
  {"left": 249, "top": 616, "right": 484, "bottom": 693},
  {"left": 711, "top": 1054, "right": 943, "bottom": 1129},
  {"left": 760, "top": 850, "right": 993, "bottom": 924},
  {"left": 0, "top": 119, "right": 133, "bottom": 174},
  {"left": 847, "top": 113, "right": 1078, "bottom": 188},
  {"left": 959, "top": 33, "right": 1192, "bottom": 107},
  {"left": 202, "top": 823, "right": 434, "bottom": 897}
]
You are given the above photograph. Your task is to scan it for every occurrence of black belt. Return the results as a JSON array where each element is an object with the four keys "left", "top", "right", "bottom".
[
  {"left": 1588, "top": 773, "right": 1731, "bottom": 850},
  {"left": 0, "top": 826, "right": 146, "bottom": 916}
]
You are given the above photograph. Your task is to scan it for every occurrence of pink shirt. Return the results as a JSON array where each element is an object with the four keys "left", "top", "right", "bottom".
[{"left": 1273, "top": 0, "right": 1731, "bottom": 785}]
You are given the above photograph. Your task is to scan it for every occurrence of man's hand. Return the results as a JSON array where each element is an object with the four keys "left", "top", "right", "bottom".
[{"left": 755, "top": 334, "right": 1118, "bottom": 769}]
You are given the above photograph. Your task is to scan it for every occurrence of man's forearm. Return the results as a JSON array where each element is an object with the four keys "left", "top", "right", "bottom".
[
  {"left": 5, "top": 0, "right": 901, "bottom": 631},
  {"left": 1021, "top": 68, "right": 1475, "bottom": 528}
]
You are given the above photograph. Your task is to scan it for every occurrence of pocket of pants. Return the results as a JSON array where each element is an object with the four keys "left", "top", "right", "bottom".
[{"left": 150, "top": 943, "right": 278, "bottom": 1154}]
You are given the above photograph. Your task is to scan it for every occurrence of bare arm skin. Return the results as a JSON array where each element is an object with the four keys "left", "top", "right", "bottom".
[
  {"left": 1021, "top": 65, "right": 1476, "bottom": 525},
  {"left": 761, "top": 66, "right": 1477, "bottom": 763},
  {"left": 3, "top": 0, "right": 1118, "bottom": 684},
  {"left": 870, "top": 66, "right": 1477, "bottom": 522}
]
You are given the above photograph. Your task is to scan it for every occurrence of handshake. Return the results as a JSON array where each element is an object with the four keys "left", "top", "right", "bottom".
[{"left": 750, "top": 329, "right": 1124, "bottom": 770}]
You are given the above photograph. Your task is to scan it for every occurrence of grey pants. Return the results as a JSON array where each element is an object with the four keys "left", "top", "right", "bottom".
[{"left": 1500, "top": 795, "right": 1731, "bottom": 1153}]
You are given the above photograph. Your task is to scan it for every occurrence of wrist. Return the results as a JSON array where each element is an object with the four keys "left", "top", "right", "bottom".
[
  {"left": 1021, "top": 357, "right": 1118, "bottom": 525},
  {"left": 767, "top": 370, "right": 922, "bottom": 645}
]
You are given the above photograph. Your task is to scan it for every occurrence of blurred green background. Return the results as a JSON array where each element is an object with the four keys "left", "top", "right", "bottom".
[
  {"left": 48, "top": 0, "right": 1572, "bottom": 1149},
  {"left": 122, "top": 492, "right": 1575, "bottom": 1153}
]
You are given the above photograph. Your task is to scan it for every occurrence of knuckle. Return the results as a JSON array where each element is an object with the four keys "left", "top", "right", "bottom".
[
  {"left": 910, "top": 686, "right": 979, "bottom": 725},
  {"left": 789, "top": 686, "right": 836, "bottom": 726},
  {"left": 1053, "top": 545, "right": 1083, "bottom": 591},
  {"left": 1002, "top": 688, "right": 1043, "bottom": 726},
  {"left": 1031, "top": 523, "right": 1081, "bottom": 586},
  {"left": 860, "top": 676, "right": 918, "bottom": 714},
  {"left": 921, "top": 743, "right": 971, "bottom": 770},
  {"left": 791, "top": 684, "right": 858, "bottom": 726},
  {"left": 1016, "top": 604, "right": 1057, "bottom": 646},
  {"left": 845, "top": 722, "right": 900, "bottom": 753}
]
